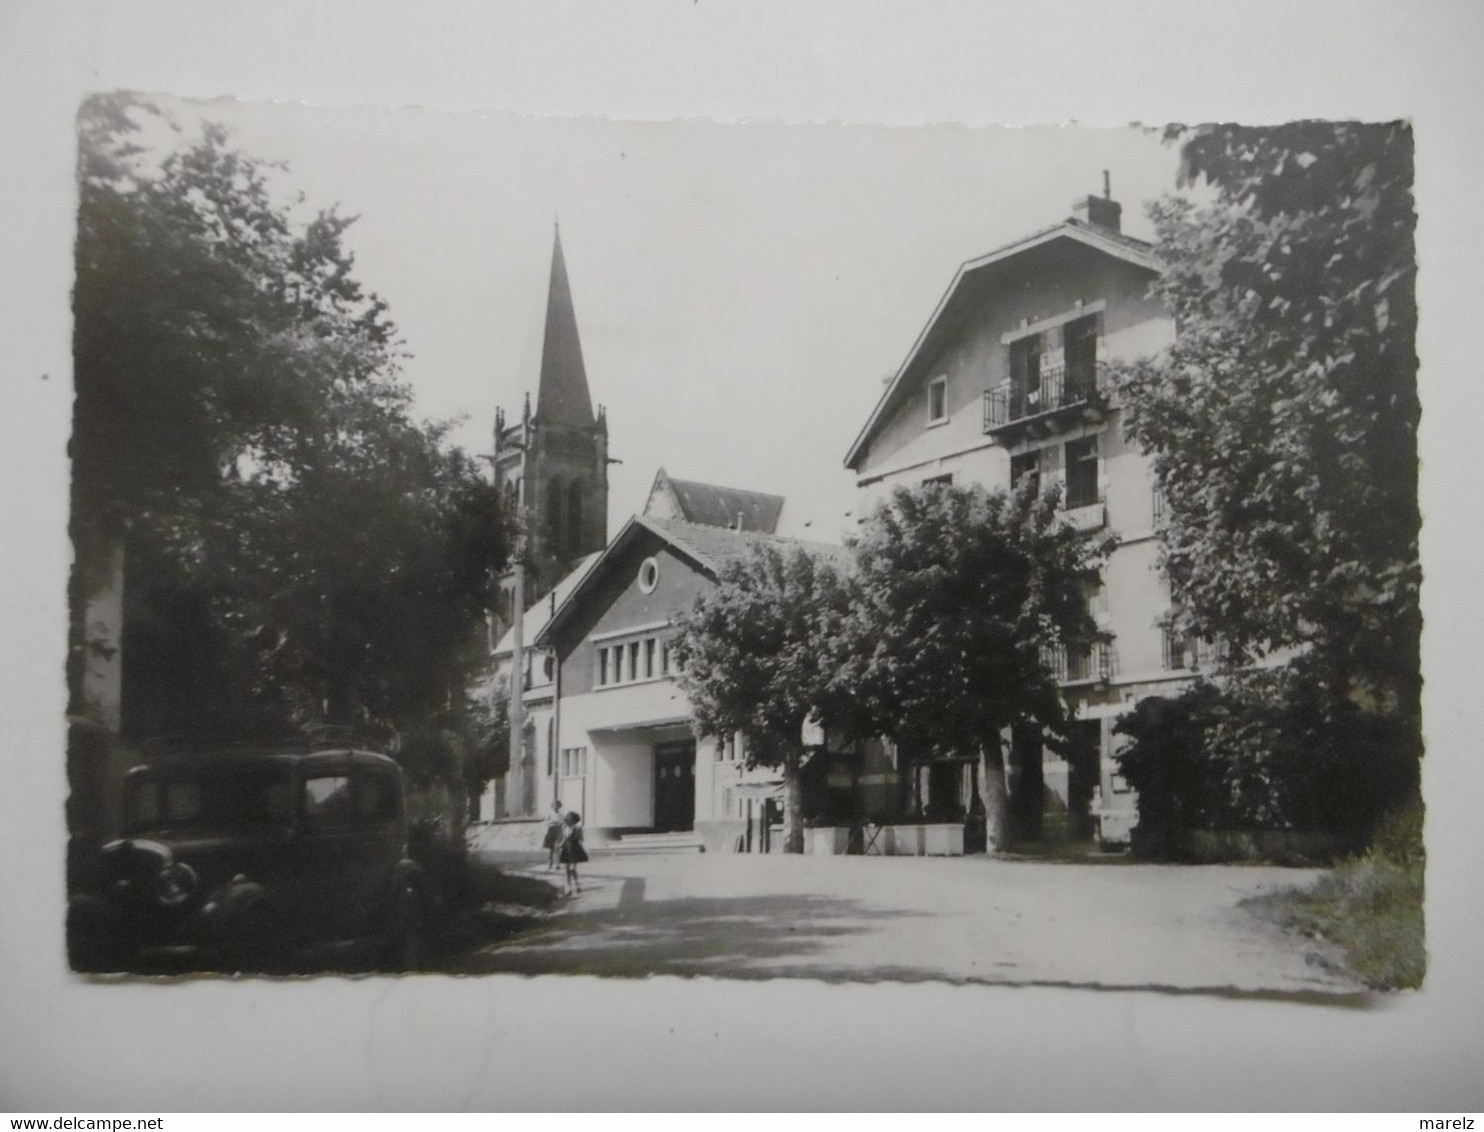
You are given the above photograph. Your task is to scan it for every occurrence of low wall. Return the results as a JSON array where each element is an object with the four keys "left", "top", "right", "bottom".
[
  {"left": 694, "top": 819, "right": 747, "bottom": 854},
  {"left": 807, "top": 823, "right": 965, "bottom": 856},
  {"left": 703, "top": 821, "right": 974, "bottom": 856},
  {"left": 805, "top": 826, "right": 852, "bottom": 856},
  {"left": 472, "top": 818, "right": 547, "bottom": 853}
]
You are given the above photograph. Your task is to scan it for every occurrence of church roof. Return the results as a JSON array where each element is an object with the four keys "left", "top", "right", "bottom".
[
  {"left": 532, "top": 515, "right": 849, "bottom": 649},
  {"left": 643, "top": 467, "right": 786, "bottom": 533},
  {"left": 641, "top": 516, "right": 850, "bottom": 572},
  {"left": 535, "top": 223, "right": 596, "bottom": 428}
]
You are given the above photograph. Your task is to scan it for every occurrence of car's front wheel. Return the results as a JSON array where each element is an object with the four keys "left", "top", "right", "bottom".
[{"left": 67, "top": 894, "right": 130, "bottom": 973}]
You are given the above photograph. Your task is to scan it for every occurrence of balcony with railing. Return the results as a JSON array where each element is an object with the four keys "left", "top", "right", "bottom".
[
  {"left": 983, "top": 361, "right": 1111, "bottom": 441},
  {"left": 1041, "top": 640, "right": 1117, "bottom": 686},
  {"left": 1161, "top": 628, "right": 1228, "bottom": 673}
]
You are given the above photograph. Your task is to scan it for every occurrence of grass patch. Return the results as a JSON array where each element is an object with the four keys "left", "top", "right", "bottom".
[{"left": 1247, "top": 805, "right": 1425, "bottom": 990}]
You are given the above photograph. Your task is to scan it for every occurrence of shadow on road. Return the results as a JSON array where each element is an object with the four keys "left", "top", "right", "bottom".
[
  {"left": 431, "top": 851, "right": 565, "bottom": 959},
  {"left": 437, "top": 876, "right": 916, "bottom": 980}
]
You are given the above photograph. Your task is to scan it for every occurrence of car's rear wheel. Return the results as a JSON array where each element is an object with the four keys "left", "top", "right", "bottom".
[
  {"left": 381, "top": 883, "right": 425, "bottom": 972},
  {"left": 223, "top": 900, "right": 288, "bottom": 976}
]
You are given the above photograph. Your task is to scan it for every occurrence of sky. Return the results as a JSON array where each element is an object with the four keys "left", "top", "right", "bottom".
[{"left": 147, "top": 97, "right": 1182, "bottom": 541}]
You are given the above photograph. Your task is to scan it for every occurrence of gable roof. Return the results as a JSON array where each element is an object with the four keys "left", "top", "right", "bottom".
[
  {"left": 644, "top": 467, "right": 786, "bottom": 533},
  {"left": 492, "top": 551, "right": 601, "bottom": 658},
  {"left": 532, "top": 514, "right": 849, "bottom": 649},
  {"left": 643, "top": 516, "right": 849, "bottom": 571},
  {"left": 842, "top": 216, "right": 1159, "bottom": 471},
  {"left": 535, "top": 223, "right": 596, "bottom": 428}
]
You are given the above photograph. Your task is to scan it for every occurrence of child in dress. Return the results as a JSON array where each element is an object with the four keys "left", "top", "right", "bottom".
[
  {"left": 543, "top": 799, "right": 564, "bottom": 871},
  {"left": 558, "top": 810, "right": 588, "bottom": 895}
]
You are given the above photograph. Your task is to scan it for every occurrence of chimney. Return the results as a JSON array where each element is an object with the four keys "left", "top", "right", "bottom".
[{"left": 1071, "top": 170, "right": 1122, "bottom": 232}]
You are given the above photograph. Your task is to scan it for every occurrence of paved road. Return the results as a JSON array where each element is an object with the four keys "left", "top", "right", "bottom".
[{"left": 440, "top": 840, "right": 1360, "bottom": 996}]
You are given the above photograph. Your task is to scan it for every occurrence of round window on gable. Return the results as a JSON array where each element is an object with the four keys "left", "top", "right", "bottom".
[{"left": 638, "top": 556, "right": 660, "bottom": 594}]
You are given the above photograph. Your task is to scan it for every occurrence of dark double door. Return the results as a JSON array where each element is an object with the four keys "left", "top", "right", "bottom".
[{"left": 653, "top": 740, "right": 696, "bottom": 832}]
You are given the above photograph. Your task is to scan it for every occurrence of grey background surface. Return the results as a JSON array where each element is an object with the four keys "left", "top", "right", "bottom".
[{"left": 1, "top": 0, "right": 1480, "bottom": 1112}]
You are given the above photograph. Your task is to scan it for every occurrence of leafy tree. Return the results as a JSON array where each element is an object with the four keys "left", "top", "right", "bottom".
[
  {"left": 1117, "top": 666, "right": 1420, "bottom": 857},
  {"left": 71, "top": 94, "right": 509, "bottom": 752},
  {"left": 670, "top": 542, "right": 853, "bottom": 853},
  {"left": 1114, "top": 122, "right": 1420, "bottom": 842},
  {"left": 462, "top": 693, "right": 511, "bottom": 821},
  {"left": 73, "top": 95, "right": 400, "bottom": 540},
  {"left": 842, "top": 482, "right": 1109, "bottom": 849}
]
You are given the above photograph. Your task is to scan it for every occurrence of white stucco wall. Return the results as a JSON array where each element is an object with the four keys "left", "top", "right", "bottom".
[
  {"left": 559, "top": 681, "right": 694, "bottom": 829},
  {"left": 593, "top": 736, "right": 655, "bottom": 828},
  {"left": 560, "top": 679, "right": 691, "bottom": 739}
]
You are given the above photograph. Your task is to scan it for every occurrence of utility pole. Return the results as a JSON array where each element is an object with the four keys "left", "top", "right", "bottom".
[{"left": 508, "top": 526, "right": 525, "bottom": 813}]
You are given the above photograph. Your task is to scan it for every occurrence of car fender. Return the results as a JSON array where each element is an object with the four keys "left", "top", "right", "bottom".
[{"left": 209, "top": 877, "right": 276, "bottom": 936}]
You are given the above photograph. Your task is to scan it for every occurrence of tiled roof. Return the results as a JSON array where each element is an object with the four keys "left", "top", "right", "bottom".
[
  {"left": 984, "top": 216, "right": 1156, "bottom": 264},
  {"left": 657, "top": 473, "right": 785, "bottom": 533},
  {"left": 493, "top": 551, "right": 602, "bottom": 657},
  {"left": 642, "top": 516, "right": 850, "bottom": 571},
  {"left": 1065, "top": 216, "right": 1157, "bottom": 258}
]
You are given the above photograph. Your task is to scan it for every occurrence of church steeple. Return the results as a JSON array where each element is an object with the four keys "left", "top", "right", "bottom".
[
  {"left": 536, "top": 221, "right": 595, "bottom": 428},
  {"left": 491, "top": 221, "right": 610, "bottom": 636}
]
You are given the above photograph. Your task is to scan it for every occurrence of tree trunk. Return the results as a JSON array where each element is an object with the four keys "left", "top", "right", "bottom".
[
  {"left": 980, "top": 738, "right": 1011, "bottom": 852},
  {"left": 783, "top": 746, "right": 805, "bottom": 854}
]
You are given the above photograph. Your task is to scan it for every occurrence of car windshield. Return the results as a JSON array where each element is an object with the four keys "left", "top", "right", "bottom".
[{"left": 124, "top": 765, "right": 296, "bottom": 833}]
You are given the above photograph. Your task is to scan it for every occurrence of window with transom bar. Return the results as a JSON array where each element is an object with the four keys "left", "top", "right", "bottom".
[{"left": 1065, "top": 434, "right": 1100, "bottom": 508}]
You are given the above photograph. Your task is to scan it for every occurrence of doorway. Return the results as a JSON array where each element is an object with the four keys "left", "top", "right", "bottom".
[{"left": 652, "top": 740, "right": 696, "bottom": 832}]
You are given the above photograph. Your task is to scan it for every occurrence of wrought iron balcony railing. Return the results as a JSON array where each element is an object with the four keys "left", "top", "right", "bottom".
[
  {"left": 1041, "top": 640, "right": 1117, "bottom": 685},
  {"left": 1161, "top": 629, "right": 1229, "bottom": 672},
  {"left": 983, "top": 361, "right": 1109, "bottom": 433}
]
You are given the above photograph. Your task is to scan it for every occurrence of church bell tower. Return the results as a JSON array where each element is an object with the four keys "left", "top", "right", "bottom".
[{"left": 492, "top": 223, "right": 610, "bottom": 633}]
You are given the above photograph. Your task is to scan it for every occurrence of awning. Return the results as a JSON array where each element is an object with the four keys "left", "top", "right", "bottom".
[
  {"left": 730, "top": 780, "right": 784, "bottom": 799},
  {"left": 588, "top": 716, "right": 693, "bottom": 735}
]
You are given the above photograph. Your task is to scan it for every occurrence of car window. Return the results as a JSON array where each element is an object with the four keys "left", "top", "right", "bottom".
[
  {"left": 356, "top": 772, "right": 400, "bottom": 825},
  {"left": 129, "top": 781, "right": 160, "bottom": 828},
  {"left": 163, "top": 780, "right": 203, "bottom": 823},
  {"left": 302, "top": 775, "right": 354, "bottom": 828},
  {"left": 262, "top": 778, "right": 295, "bottom": 824},
  {"left": 124, "top": 767, "right": 295, "bottom": 833}
]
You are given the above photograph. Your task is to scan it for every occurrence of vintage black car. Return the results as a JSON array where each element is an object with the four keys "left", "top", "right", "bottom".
[{"left": 67, "top": 747, "right": 427, "bottom": 974}]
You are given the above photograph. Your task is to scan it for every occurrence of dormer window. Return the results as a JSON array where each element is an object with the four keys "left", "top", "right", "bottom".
[{"left": 927, "top": 375, "right": 948, "bottom": 426}]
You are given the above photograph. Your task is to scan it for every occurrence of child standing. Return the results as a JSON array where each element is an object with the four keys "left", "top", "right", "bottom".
[
  {"left": 542, "top": 799, "right": 565, "bottom": 871},
  {"left": 558, "top": 810, "right": 588, "bottom": 895}
]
